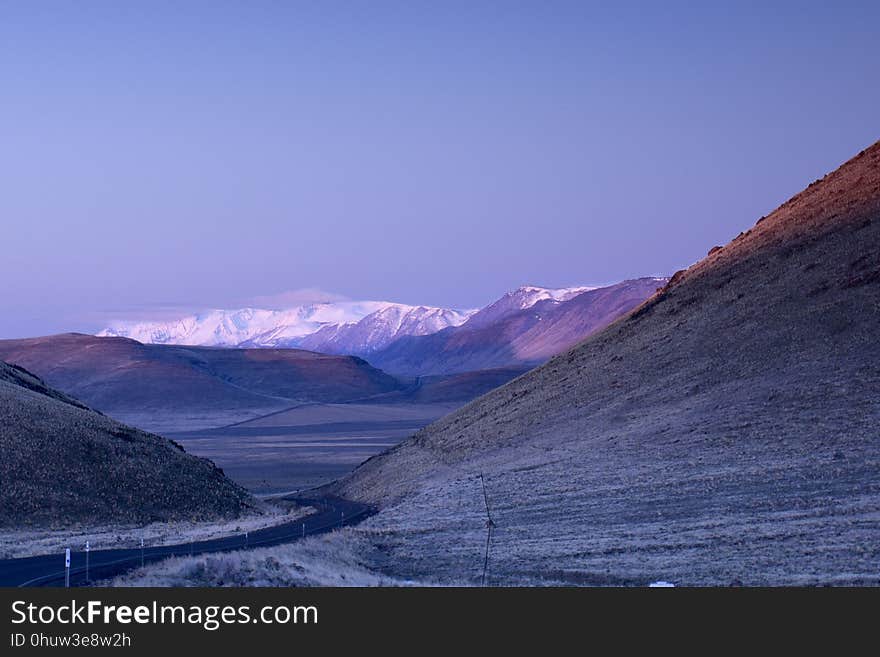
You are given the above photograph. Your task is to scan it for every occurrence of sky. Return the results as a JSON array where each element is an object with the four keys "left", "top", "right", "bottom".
[{"left": 1, "top": 1, "right": 878, "bottom": 337}]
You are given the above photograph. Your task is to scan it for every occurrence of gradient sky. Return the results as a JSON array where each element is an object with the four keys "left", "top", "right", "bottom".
[{"left": 2, "top": 1, "right": 878, "bottom": 337}]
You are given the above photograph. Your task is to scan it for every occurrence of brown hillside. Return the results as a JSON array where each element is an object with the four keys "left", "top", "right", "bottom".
[
  {"left": 0, "top": 333, "right": 405, "bottom": 431},
  {"left": 332, "top": 141, "right": 880, "bottom": 586}
]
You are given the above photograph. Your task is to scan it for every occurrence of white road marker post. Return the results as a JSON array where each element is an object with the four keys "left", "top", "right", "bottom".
[
  {"left": 245, "top": 531, "right": 248, "bottom": 548},
  {"left": 341, "top": 510, "right": 345, "bottom": 528},
  {"left": 64, "top": 548, "right": 71, "bottom": 588},
  {"left": 85, "top": 541, "right": 90, "bottom": 583},
  {"left": 140, "top": 538, "right": 144, "bottom": 568},
  {"left": 302, "top": 522, "right": 305, "bottom": 538}
]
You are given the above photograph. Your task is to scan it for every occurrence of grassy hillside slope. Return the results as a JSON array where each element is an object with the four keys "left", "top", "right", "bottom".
[{"left": 331, "top": 142, "right": 880, "bottom": 585}]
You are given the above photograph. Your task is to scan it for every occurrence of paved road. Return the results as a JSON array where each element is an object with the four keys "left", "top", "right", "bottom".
[{"left": 0, "top": 496, "right": 374, "bottom": 587}]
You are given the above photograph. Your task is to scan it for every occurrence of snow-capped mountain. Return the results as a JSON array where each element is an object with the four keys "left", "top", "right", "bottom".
[
  {"left": 99, "top": 301, "right": 390, "bottom": 347},
  {"left": 367, "top": 278, "right": 668, "bottom": 375},
  {"left": 98, "top": 301, "right": 473, "bottom": 350},
  {"left": 298, "top": 305, "right": 472, "bottom": 355},
  {"left": 463, "top": 285, "right": 596, "bottom": 330},
  {"left": 97, "top": 284, "right": 614, "bottom": 356}
]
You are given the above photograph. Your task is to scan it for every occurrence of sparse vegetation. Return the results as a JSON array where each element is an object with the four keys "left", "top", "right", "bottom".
[{"left": 108, "top": 531, "right": 428, "bottom": 587}]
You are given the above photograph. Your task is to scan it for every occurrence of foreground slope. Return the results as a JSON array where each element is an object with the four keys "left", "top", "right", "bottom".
[
  {"left": 0, "top": 361, "right": 252, "bottom": 527},
  {"left": 334, "top": 142, "right": 880, "bottom": 585}
]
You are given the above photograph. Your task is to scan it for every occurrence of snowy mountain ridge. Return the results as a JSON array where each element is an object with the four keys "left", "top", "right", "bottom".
[
  {"left": 461, "top": 285, "right": 597, "bottom": 330},
  {"left": 99, "top": 301, "right": 398, "bottom": 347},
  {"left": 97, "top": 284, "right": 604, "bottom": 353}
]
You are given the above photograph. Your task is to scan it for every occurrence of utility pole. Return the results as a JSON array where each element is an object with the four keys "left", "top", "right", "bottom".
[{"left": 480, "top": 472, "right": 495, "bottom": 587}]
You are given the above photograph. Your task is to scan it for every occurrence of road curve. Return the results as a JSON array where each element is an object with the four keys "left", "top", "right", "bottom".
[{"left": 0, "top": 496, "right": 374, "bottom": 587}]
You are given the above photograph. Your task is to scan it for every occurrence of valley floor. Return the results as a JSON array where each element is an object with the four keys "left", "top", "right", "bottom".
[
  {"left": 83, "top": 383, "right": 880, "bottom": 587},
  {"left": 165, "top": 402, "right": 461, "bottom": 494}
]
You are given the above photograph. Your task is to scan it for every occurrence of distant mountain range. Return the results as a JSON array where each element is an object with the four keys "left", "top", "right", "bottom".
[
  {"left": 1, "top": 278, "right": 663, "bottom": 434},
  {"left": 99, "top": 301, "right": 474, "bottom": 351},
  {"left": 296, "top": 305, "right": 473, "bottom": 355},
  {"left": 98, "top": 281, "right": 663, "bottom": 374},
  {"left": 368, "top": 278, "right": 667, "bottom": 375}
]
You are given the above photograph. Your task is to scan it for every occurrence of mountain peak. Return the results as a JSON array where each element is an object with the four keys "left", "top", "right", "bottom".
[
  {"left": 298, "top": 303, "right": 474, "bottom": 355},
  {"left": 463, "top": 285, "right": 597, "bottom": 331}
]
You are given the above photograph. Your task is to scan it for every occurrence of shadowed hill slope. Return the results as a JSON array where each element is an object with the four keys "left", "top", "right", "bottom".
[
  {"left": 0, "top": 361, "right": 253, "bottom": 527},
  {"left": 356, "top": 367, "right": 531, "bottom": 405},
  {"left": 333, "top": 141, "right": 880, "bottom": 585}
]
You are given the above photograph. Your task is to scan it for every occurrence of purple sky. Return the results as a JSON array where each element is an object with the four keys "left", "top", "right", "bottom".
[{"left": 2, "top": 2, "right": 878, "bottom": 338}]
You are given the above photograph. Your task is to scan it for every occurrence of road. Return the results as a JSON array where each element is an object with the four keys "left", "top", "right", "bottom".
[{"left": 0, "top": 496, "right": 373, "bottom": 587}]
